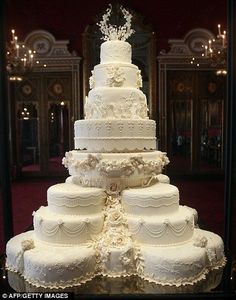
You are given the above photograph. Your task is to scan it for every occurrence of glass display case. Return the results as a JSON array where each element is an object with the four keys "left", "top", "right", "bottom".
[{"left": 0, "top": 0, "right": 235, "bottom": 298}]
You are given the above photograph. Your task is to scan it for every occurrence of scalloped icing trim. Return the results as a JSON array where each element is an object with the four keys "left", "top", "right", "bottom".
[
  {"left": 98, "top": 271, "right": 136, "bottom": 278},
  {"left": 6, "top": 263, "right": 21, "bottom": 274},
  {"left": 210, "top": 256, "right": 227, "bottom": 270},
  {"left": 6, "top": 256, "right": 226, "bottom": 289},
  {"left": 6, "top": 263, "right": 97, "bottom": 289},
  {"left": 138, "top": 256, "right": 226, "bottom": 287},
  {"left": 139, "top": 267, "right": 209, "bottom": 287},
  {"left": 75, "top": 146, "right": 156, "bottom": 153},
  {"left": 23, "top": 272, "right": 96, "bottom": 289}
]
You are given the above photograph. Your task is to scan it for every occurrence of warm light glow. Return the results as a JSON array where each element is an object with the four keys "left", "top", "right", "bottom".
[
  {"left": 7, "top": 29, "right": 36, "bottom": 76},
  {"left": 190, "top": 24, "right": 227, "bottom": 75},
  {"left": 216, "top": 69, "right": 227, "bottom": 76},
  {"left": 9, "top": 76, "right": 23, "bottom": 81}
]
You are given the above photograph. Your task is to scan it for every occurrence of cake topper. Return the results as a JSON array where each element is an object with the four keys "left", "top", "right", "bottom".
[{"left": 97, "top": 4, "right": 135, "bottom": 41}]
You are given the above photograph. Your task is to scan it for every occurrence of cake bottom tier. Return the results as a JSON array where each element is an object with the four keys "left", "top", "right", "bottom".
[
  {"left": 138, "top": 228, "right": 226, "bottom": 286},
  {"left": 6, "top": 228, "right": 226, "bottom": 290},
  {"left": 6, "top": 231, "right": 97, "bottom": 289}
]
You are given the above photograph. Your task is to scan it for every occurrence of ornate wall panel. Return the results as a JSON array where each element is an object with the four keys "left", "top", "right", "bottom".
[
  {"left": 11, "top": 30, "right": 81, "bottom": 177},
  {"left": 158, "top": 28, "right": 226, "bottom": 175}
]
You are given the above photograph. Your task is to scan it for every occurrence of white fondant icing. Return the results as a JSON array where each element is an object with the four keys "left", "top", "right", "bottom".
[
  {"left": 47, "top": 183, "right": 106, "bottom": 215},
  {"left": 121, "top": 183, "right": 179, "bottom": 216},
  {"left": 33, "top": 206, "right": 104, "bottom": 245},
  {"left": 100, "top": 41, "right": 131, "bottom": 64},
  {"left": 6, "top": 231, "right": 97, "bottom": 289},
  {"left": 74, "top": 119, "right": 156, "bottom": 152},
  {"left": 85, "top": 88, "right": 148, "bottom": 120},
  {"left": 137, "top": 228, "right": 226, "bottom": 286},
  {"left": 127, "top": 205, "right": 195, "bottom": 245},
  {"left": 93, "top": 63, "right": 140, "bottom": 88},
  {"left": 62, "top": 151, "right": 169, "bottom": 189}
]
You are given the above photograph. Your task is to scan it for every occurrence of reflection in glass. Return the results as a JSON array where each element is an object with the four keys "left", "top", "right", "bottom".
[
  {"left": 169, "top": 100, "right": 192, "bottom": 172},
  {"left": 48, "top": 102, "right": 69, "bottom": 172},
  {"left": 200, "top": 99, "right": 223, "bottom": 171},
  {"left": 17, "top": 102, "right": 40, "bottom": 172},
  {"left": 6, "top": 269, "right": 225, "bottom": 294}
]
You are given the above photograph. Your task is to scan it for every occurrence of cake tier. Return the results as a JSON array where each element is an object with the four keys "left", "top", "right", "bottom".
[
  {"left": 47, "top": 183, "right": 106, "bottom": 215},
  {"left": 33, "top": 206, "right": 104, "bottom": 245},
  {"left": 74, "top": 119, "right": 156, "bottom": 152},
  {"left": 126, "top": 205, "right": 195, "bottom": 245},
  {"left": 121, "top": 183, "right": 179, "bottom": 216},
  {"left": 6, "top": 231, "right": 97, "bottom": 289},
  {"left": 6, "top": 229, "right": 226, "bottom": 289},
  {"left": 92, "top": 63, "right": 141, "bottom": 89},
  {"left": 85, "top": 87, "right": 148, "bottom": 120},
  {"left": 138, "top": 228, "right": 226, "bottom": 286},
  {"left": 62, "top": 150, "right": 169, "bottom": 189},
  {"left": 100, "top": 40, "right": 131, "bottom": 64},
  {"left": 100, "top": 245, "right": 136, "bottom": 277}
]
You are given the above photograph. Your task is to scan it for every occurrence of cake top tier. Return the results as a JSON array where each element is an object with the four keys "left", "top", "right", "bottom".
[{"left": 100, "top": 40, "right": 131, "bottom": 64}]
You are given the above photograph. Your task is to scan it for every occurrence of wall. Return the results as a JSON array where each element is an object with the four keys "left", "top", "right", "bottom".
[{"left": 6, "top": 0, "right": 227, "bottom": 55}]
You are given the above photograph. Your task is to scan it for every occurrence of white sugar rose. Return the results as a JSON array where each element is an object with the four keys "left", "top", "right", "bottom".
[
  {"left": 193, "top": 235, "right": 208, "bottom": 248},
  {"left": 107, "top": 209, "right": 123, "bottom": 227},
  {"left": 106, "top": 181, "right": 122, "bottom": 195},
  {"left": 89, "top": 71, "right": 95, "bottom": 89},
  {"left": 21, "top": 239, "right": 35, "bottom": 251}
]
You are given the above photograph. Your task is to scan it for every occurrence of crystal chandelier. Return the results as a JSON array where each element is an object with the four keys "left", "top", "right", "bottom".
[
  {"left": 6, "top": 29, "right": 35, "bottom": 81},
  {"left": 191, "top": 24, "right": 227, "bottom": 75}
]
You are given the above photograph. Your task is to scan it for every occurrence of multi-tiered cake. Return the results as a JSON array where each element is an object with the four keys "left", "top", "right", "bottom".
[{"left": 6, "top": 5, "right": 226, "bottom": 291}]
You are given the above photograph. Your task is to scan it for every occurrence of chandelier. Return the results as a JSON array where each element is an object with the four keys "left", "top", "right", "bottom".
[
  {"left": 6, "top": 29, "right": 35, "bottom": 81},
  {"left": 191, "top": 24, "right": 227, "bottom": 75}
]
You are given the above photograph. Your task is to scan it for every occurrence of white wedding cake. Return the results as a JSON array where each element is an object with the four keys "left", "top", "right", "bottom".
[{"left": 6, "top": 5, "right": 226, "bottom": 291}]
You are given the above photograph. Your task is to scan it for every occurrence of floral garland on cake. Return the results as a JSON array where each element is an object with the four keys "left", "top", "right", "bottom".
[
  {"left": 84, "top": 92, "right": 148, "bottom": 119},
  {"left": 97, "top": 4, "right": 135, "bottom": 41},
  {"left": 62, "top": 152, "right": 170, "bottom": 178},
  {"left": 93, "top": 184, "right": 145, "bottom": 276}
]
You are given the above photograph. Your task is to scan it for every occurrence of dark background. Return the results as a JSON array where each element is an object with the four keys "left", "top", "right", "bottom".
[{"left": 6, "top": 0, "right": 227, "bottom": 55}]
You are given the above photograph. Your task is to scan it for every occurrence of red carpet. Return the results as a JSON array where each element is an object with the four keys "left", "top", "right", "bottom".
[
  {"left": 0, "top": 177, "right": 66, "bottom": 253},
  {"left": 0, "top": 176, "right": 226, "bottom": 254}
]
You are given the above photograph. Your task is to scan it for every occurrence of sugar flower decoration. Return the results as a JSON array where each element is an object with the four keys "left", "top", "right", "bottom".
[{"left": 97, "top": 4, "right": 135, "bottom": 41}]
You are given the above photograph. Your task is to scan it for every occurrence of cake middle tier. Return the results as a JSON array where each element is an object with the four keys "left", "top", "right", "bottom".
[
  {"left": 62, "top": 151, "right": 170, "bottom": 189},
  {"left": 47, "top": 183, "right": 106, "bottom": 215},
  {"left": 126, "top": 205, "right": 195, "bottom": 246},
  {"left": 121, "top": 182, "right": 179, "bottom": 216},
  {"left": 84, "top": 87, "right": 148, "bottom": 119},
  {"left": 33, "top": 206, "right": 104, "bottom": 245},
  {"left": 74, "top": 119, "right": 156, "bottom": 152},
  {"left": 92, "top": 63, "right": 141, "bottom": 89}
]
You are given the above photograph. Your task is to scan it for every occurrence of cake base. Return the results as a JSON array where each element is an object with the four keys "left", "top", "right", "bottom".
[
  {"left": 139, "top": 229, "right": 226, "bottom": 287},
  {"left": 6, "top": 228, "right": 225, "bottom": 290},
  {"left": 6, "top": 231, "right": 97, "bottom": 289}
]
